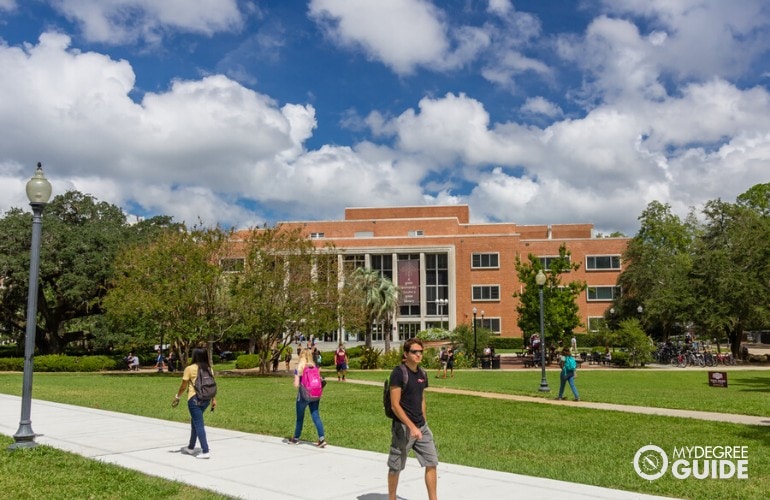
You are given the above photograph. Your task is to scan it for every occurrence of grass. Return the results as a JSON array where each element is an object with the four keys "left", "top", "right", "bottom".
[
  {"left": 0, "top": 369, "right": 768, "bottom": 500},
  {"left": 0, "top": 434, "right": 230, "bottom": 499}
]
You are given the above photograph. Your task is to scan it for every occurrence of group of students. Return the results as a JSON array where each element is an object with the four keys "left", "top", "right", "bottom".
[{"left": 169, "top": 340, "right": 437, "bottom": 500}]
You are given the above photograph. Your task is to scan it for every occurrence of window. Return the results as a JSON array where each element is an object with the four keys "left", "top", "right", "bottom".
[
  {"left": 587, "top": 316, "right": 608, "bottom": 332},
  {"left": 408, "top": 230, "right": 424, "bottom": 237},
  {"left": 343, "top": 255, "right": 365, "bottom": 272},
  {"left": 479, "top": 317, "right": 501, "bottom": 334},
  {"left": 586, "top": 255, "right": 621, "bottom": 270},
  {"left": 371, "top": 254, "right": 393, "bottom": 280},
  {"left": 587, "top": 286, "right": 621, "bottom": 301},
  {"left": 309, "top": 232, "right": 325, "bottom": 239},
  {"left": 219, "top": 258, "right": 244, "bottom": 272},
  {"left": 539, "top": 255, "right": 570, "bottom": 269},
  {"left": 472, "top": 253, "right": 499, "bottom": 269},
  {"left": 472, "top": 285, "right": 500, "bottom": 301},
  {"left": 354, "top": 231, "right": 374, "bottom": 238},
  {"left": 426, "top": 253, "right": 448, "bottom": 314}
]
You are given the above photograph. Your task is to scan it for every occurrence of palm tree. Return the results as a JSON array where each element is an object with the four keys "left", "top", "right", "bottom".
[{"left": 350, "top": 267, "right": 400, "bottom": 349}]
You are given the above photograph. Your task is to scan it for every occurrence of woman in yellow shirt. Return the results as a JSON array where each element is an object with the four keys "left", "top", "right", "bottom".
[{"left": 172, "top": 348, "right": 217, "bottom": 459}]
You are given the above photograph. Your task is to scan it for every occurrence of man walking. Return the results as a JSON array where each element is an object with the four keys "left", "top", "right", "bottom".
[{"left": 387, "top": 338, "right": 438, "bottom": 500}]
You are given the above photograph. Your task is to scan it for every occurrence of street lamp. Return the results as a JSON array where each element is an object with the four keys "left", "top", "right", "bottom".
[
  {"left": 472, "top": 307, "right": 477, "bottom": 368},
  {"left": 437, "top": 298, "right": 448, "bottom": 330},
  {"left": 536, "top": 270, "right": 549, "bottom": 392},
  {"left": 10, "top": 163, "right": 52, "bottom": 450}
]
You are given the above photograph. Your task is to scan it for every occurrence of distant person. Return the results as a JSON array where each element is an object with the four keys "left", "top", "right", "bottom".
[
  {"left": 387, "top": 338, "right": 438, "bottom": 500},
  {"left": 284, "top": 347, "right": 292, "bottom": 371},
  {"left": 166, "top": 350, "right": 177, "bottom": 373},
  {"left": 155, "top": 349, "right": 165, "bottom": 372},
  {"left": 288, "top": 348, "right": 327, "bottom": 447},
  {"left": 570, "top": 336, "right": 578, "bottom": 356},
  {"left": 334, "top": 345, "right": 349, "bottom": 381},
  {"left": 445, "top": 348, "right": 455, "bottom": 378},
  {"left": 172, "top": 347, "right": 217, "bottom": 459},
  {"left": 556, "top": 347, "right": 579, "bottom": 401},
  {"left": 128, "top": 352, "right": 140, "bottom": 371},
  {"left": 436, "top": 346, "right": 448, "bottom": 378}
]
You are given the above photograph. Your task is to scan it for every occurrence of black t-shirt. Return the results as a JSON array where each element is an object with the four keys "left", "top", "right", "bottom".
[{"left": 389, "top": 364, "right": 428, "bottom": 427}]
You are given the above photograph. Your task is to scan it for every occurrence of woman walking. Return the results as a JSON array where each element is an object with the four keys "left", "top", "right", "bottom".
[
  {"left": 289, "top": 348, "right": 327, "bottom": 447},
  {"left": 172, "top": 348, "right": 217, "bottom": 459},
  {"left": 556, "top": 347, "right": 579, "bottom": 401}
]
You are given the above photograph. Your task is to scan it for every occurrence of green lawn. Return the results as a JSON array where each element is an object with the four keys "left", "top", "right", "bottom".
[{"left": 0, "top": 369, "right": 767, "bottom": 500}]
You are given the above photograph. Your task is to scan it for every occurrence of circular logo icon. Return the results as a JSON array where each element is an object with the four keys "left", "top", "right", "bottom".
[{"left": 633, "top": 444, "right": 668, "bottom": 481}]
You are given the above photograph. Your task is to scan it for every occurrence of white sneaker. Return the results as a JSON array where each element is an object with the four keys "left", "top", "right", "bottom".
[
  {"left": 180, "top": 447, "right": 195, "bottom": 455},
  {"left": 196, "top": 452, "right": 210, "bottom": 459}
]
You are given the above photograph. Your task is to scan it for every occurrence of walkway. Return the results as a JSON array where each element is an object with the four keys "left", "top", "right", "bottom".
[{"left": 0, "top": 393, "right": 671, "bottom": 500}]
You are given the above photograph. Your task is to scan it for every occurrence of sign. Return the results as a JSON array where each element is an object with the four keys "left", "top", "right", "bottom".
[
  {"left": 398, "top": 259, "right": 420, "bottom": 305},
  {"left": 708, "top": 371, "right": 728, "bottom": 388}
]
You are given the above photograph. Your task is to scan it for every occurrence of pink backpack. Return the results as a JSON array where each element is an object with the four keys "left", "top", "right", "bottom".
[{"left": 300, "top": 365, "right": 324, "bottom": 401}]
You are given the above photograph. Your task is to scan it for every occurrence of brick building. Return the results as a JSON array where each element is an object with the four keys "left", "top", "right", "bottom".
[
  {"left": 243, "top": 205, "right": 628, "bottom": 342},
  {"left": 237, "top": 205, "right": 628, "bottom": 341}
]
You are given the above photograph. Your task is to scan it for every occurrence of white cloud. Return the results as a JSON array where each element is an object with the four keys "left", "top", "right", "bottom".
[
  {"left": 0, "top": 0, "right": 16, "bottom": 12},
  {"left": 51, "top": 0, "right": 244, "bottom": 44},
  {"left": 521, "top": 97, "right": 563, "bottom": 118},
  {"left": 308, "top": 0, "right": 486, "bottom": 75}
]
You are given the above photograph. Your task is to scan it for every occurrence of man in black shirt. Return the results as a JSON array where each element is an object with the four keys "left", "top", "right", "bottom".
[{"left": 387, "top": 338, "right": 438, "bottom": 500}]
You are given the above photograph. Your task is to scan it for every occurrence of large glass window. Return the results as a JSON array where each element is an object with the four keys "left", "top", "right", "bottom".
[
  {"left": 472, "top": 285, "right": 500, "bottom": 301},
  {"left": 471, "top": 253, "right": 499, "bottom": 269},
  {"left": 539, "top": 255, "right": 570, "bottom": 270},
  {"left": 343, "top": 254, "right": 365, "bottom": 272},
  {"left": 479, "top": 317, "right": 501, "bottom": 334},
  {"left": 425, "top": 253, "right": 449, "bottom": 315},
  {"left": 398, "top": 323, "right": 420, "bottom": 340},
  {"left": 586, "top": 255, "right": 621, "bottom": 271},
  {"left": 587, "top": 316, "right": 608, "bottom": 332},
  {"left": 370, "top": 254, "right": 393, "bottom": 280},
  {"left": 587, "top": 286, "right": 621, "bottom": 301}
]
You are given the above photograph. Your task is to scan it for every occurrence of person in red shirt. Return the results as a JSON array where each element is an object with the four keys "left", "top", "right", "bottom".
[{"left": 334, "top": 345, "right": 349, "bottom": 381}]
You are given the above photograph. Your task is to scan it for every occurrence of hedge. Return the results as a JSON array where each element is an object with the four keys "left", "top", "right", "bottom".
[{"left": 0, "top": 355, "right": 117, "bottom": 372}]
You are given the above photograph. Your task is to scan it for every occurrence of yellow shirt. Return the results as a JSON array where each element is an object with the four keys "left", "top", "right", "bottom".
[{"left": 182, "top": 364, "right": 199, "bottom": 401}]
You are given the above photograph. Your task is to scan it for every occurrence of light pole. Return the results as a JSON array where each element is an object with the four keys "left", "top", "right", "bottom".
[
  {"left": 472, "top": 307, "right": 477, "bottom": 368},
  {"left": 437, "top": 298, "right": 448, "bottom": 330},
  {"left": 10, "top": 163, "right": 52, "bottom": 450},
  {"left": 536, "top": 270, "right": 550, "bottom": 392}
]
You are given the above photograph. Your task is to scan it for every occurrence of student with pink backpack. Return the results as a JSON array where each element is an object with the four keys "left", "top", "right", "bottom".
[{"left": 288, "top": 347, "right": 327, "bottom": 447}]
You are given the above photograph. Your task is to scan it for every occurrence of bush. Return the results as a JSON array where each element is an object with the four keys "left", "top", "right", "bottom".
[
  {"left": 75, "top": 355, "right": 117, "bottom": 372},
  {"left": 359, "top": 346, "right": 382, "bottom": 369},
  {"left": 416, "top": 328, "right": 452, "bottom": 341},
  {"left": 611, "top": 351, "right": 629, "bottom": 367},
  {"left": 235, "top": 354, "right": 261, "bottom": 369},
  {"left": 381, "top": 349, "right": 404, "bottom": 369},
  {"left": 0, "top": 357, "right": 23, "bottom": 371},
  {"left": 34, "top": 355, "right": 78, "bottom": 372},
  {"left": 487, "top": 337, "right": 523, "bottom": 350}
]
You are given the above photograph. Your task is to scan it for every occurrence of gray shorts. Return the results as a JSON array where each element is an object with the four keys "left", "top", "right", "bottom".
[{"left": 387, "top": 421, "right": 439, "bottom": 472}]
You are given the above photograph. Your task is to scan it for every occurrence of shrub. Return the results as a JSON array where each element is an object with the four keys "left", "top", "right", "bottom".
[
  {"left": 345, "top": 346, "right": 364, "bottom": 358},
  {"left": 34, "top": 355, "right": 78, "bottom": 372},
  {"left": 417, "top": 328, "right": 452, "bottom": 341},
  {"left": 75, "top": 356, "right": 117, "bottom": 372},
  {"left": 611, "top": 351, "right": 629, "bottom": 367},
  {"left": 381, "top": 349, "right": 404, "bottom": 369},
  {"left": 359, "top": 346, "right": 382, "bottom": 369},
  {"left": 235, "top": 354, "right": 261, "bottom": 369},
  {"left": 0, "top": 357, "right": 23, "bottom": 371}
]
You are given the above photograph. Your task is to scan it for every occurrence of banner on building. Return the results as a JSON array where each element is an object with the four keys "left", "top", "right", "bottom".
[{"left": 398, "top": 259, "right": 420, "bottom": 305}]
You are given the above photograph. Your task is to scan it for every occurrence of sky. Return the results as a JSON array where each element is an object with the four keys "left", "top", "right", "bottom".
[{"left": 1, "top": 0, "right": 770, "bottom": 236}]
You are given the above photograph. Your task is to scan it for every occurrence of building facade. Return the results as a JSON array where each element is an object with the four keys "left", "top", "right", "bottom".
[{"left": 265, "top": 205, "right": 628, "bottom": 343}]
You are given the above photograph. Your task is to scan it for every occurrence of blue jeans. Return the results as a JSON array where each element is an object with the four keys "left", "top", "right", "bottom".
[
  {"left": 187, "top": 397, "right": 210, "bottom": 453},
  {"left": 293, "top": 395, "right": 325, "bottom": 440},
  {"left": 558, "top": 372, "right": 579, "bottom": 399}
]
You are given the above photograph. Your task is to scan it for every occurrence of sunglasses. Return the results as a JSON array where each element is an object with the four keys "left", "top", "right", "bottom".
[{"left": 409, "top": 350, "right": 424, "bottom": 355}]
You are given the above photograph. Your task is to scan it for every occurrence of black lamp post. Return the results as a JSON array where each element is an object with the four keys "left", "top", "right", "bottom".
[
  {"left": 472, "top": 307, "right": 477, "bottom": 368},
  {"left": 536, "top": 270, "right": 550, "bottom": 392},
  {"left": 10, "top": 163, "right": 52, "bottom": 450}
]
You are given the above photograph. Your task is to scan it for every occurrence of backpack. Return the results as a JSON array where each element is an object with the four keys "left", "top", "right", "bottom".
[
  {"left": 194, "top": 365, "right": 217, "bottom": 402},
  {"left": 300, "top": 365, "right": 324, "bottom": 402},
  {"left": 563, "top": 356, "right": 577, "bottom": 372},
  {"left": 383, "top": 364, "right": 425, "bottom": 419}
]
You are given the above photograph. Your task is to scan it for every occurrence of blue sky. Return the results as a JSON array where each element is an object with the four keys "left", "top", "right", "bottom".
[{"left": 1, "top": 0, "right": 770, "bottom": 235}]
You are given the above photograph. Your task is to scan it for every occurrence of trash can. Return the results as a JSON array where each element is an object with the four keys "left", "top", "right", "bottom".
[
  {"left": 491, "top": 355, "right": 501, "bottom": 369},
  {"left": 480, "top": 357, "right": 491, "bottom": 369}
]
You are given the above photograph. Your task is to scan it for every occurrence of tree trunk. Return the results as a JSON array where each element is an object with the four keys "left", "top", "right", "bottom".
[{"left": 384, "top": 318, "right": 391, "bottom": 353}]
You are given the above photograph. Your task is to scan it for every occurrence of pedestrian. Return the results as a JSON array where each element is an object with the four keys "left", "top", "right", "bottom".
[
  {"left": 556, "top": 347, "right": 579, "bottom": 401},
  {"left": 387, "top": 338, "right": 438, "bottom": 500},
  {"left": 284, "top": 347, "right": 292, "bottom": 371},
  {"left": 445, "top": 348, "right": 454, "bottom": 378},
  {"left": 172, "top": 348, "right": 217, "bottom": 459},
  {"left": 436, "top": 346, "right": 448, "bottom": 378},
  {"left": 334, "top": 345, "right": 349, "bottom": 381},
  {"left": 288, "top": 348, "right": 327, "bottom": 447},
  {"left": 128, "top": 352, "right": 140, "bottom": 371},
  {"left": 570, "top": 335, "right": 578, "bottom": 356},
  {"left": 155, "top": 349, "right": 165, "bottom": 372}
]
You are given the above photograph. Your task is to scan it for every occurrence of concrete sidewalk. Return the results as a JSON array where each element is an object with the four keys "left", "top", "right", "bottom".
[{"left": 0, "top": 394, "right": 669, "bottom": 500}]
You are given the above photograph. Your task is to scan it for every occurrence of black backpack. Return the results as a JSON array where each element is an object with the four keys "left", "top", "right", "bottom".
[
  {"left": 383, "top": 364, "right": 424, "bottom": 419},
  {"left": 194, "top": 365, "right": 217, "bottom": 402}
]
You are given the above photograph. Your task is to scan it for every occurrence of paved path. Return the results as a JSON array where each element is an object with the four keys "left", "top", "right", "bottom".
[
  {"left": 0, "top": 394, "right": 673, "bottom": 500},
  {"left": 341, "top": 380, "right": 770, "bottom": 426}
]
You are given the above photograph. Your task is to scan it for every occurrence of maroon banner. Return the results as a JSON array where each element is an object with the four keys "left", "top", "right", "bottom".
[{"left": 398, "top": 259, "right": 420, "bottom": 306}]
